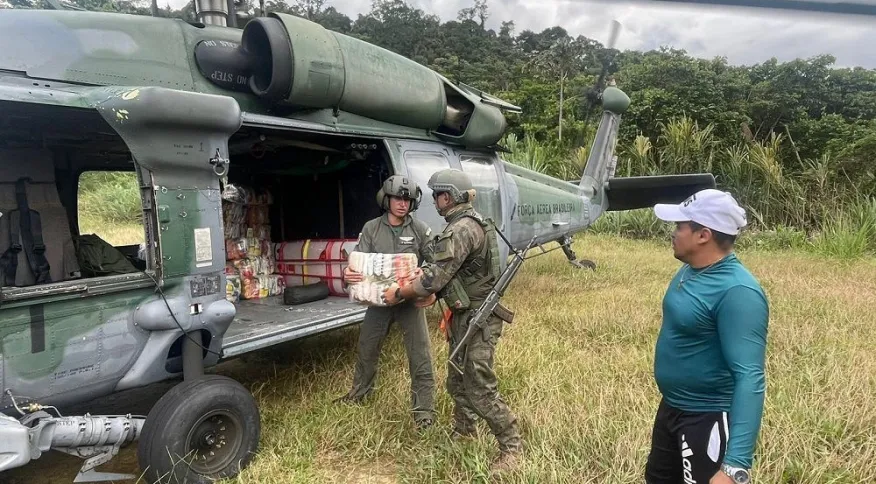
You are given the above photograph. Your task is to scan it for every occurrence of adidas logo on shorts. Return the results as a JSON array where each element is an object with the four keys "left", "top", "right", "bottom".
[{"left": 681, "top": 434, "right": 696, "bottom": 484}]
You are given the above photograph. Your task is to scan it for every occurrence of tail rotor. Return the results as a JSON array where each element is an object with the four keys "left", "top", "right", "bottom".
[{"left": 584, "top": 19, "right": 622, "bottom": 118}]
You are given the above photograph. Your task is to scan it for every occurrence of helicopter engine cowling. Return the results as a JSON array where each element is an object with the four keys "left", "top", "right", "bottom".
[{"left": 240, "top": 12, "right": 448, "bottom": 130}]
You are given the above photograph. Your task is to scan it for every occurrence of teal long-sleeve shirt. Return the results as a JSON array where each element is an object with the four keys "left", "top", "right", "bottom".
[{"left": 654, "top": 253, "right": 769, "bottom": 469}]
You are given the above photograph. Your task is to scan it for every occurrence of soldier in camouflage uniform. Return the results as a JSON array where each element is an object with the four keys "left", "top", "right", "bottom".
[
  {"left": 382, "top": 168, "right": 523, "bottom": 473},
  {"left": 338, "top": 175, "right": 437, "bottom": 429}
]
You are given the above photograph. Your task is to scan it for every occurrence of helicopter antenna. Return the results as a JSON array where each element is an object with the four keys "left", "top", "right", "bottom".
[{"left": 195, "top": 0, "right": 233, "bottom": 25}]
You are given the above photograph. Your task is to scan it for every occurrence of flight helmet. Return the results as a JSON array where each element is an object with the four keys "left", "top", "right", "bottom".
[{"left": 376, "top": 175, "right": 422, "bottom": 212}]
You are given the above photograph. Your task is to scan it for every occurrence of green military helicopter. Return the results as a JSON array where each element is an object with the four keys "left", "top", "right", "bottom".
[{"left": 0, "top": 2, "right": 727, "bottom": 483}]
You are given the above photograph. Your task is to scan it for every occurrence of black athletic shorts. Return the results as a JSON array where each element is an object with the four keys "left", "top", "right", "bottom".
[{"left": 645, "top": 399, "right": 730, "bottom": 484}]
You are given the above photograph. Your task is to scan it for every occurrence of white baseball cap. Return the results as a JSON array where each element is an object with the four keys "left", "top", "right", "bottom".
[{"left": 653, "top": 189, "right": 747, "bottom": 235}]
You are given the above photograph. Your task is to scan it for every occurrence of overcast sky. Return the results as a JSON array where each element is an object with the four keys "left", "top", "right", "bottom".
[{"left": 172, "top": 0, "right": 876, "bottom": 68}]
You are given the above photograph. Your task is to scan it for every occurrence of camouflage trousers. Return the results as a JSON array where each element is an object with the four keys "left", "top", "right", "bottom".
[
  {"left": 346, "top": 303, "right": 436, "bottom": 423},
  {"left": 447, "top": 310, "right": 522, "bottom": 453}
]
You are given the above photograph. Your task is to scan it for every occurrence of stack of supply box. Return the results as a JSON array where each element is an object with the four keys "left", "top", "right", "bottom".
[
  {"left": 222, "top": 184, "right": 286, "bottom": 303},
  {"left": 346, "top": 251, "right": 418, "bottom": 306}
]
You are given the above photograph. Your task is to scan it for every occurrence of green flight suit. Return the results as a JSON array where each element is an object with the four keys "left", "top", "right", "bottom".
[
  {"left": 343, "top": 212, "right": 436, "bottom": 424},
  {"left": 412, "top": 203, "right": 522, "bottom": 453}
]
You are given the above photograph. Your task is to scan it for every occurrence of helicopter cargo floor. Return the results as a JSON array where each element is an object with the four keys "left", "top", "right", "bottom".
[{"left": 221, "top": 296, "right": 367, "bottom": 359}]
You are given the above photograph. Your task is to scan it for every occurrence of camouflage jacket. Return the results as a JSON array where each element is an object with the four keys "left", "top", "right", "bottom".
[
  {"left": 412, "top": 203, "right": 498, "bottom": 308},
  {"left": 354, "top": 212, "right": 432, "bottom": 262}
]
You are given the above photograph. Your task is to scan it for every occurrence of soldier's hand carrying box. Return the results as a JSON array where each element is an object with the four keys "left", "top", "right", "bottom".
[{"left": 347, "top": 251, "right": 418, "bottom": 306}]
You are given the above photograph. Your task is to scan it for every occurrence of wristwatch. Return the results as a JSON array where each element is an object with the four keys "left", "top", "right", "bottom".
[{"left": 721, "top": 464, "right": 750, "bottom": 483}]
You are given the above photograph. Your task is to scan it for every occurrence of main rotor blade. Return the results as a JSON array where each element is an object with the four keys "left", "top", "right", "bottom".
[
  {"left": 631, "top": 0, "right": 876, "bottom": 17},
  {"left": 607, "top": 19, "right": 621, "bottom": 50}
]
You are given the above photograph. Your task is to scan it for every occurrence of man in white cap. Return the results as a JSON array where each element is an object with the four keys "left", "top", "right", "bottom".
[{"left": 645, "top": 189, "right": 769, "bottom": 484}]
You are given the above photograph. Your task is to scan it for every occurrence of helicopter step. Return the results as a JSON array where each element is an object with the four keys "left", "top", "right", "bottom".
[{"left": 221, "top": 296, "right": 367, "bottom": 359}]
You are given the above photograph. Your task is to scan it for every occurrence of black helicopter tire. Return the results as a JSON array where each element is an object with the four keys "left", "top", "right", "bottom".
[{"left": 137, "top": 375, "right": 261, "bottom": 484}]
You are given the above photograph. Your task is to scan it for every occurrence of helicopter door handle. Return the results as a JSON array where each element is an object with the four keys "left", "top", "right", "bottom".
[{"left": 209, "top": 149, "right": 229, "bottom": 177}]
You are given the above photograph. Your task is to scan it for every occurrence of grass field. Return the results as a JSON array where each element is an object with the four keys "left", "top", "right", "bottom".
[
  {"left": 78, "top": 214, "right": 145, "bottom": 247},
  {"left": 181, "top": 233, "right": 876, "bottom": 484}
]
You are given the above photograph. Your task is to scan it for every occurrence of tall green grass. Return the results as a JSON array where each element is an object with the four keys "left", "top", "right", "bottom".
[
  {"left": 221, "top": 234, "right": 872, "bottom": 484},
  {"left": 78, "top": 171, "right": 145, "bottom": 246},
  {"left": 78, "top": 171, "right": 142, "bottom": 225},
  {"left": 590, "top": 207, "right": 876, "bottom": 259}
]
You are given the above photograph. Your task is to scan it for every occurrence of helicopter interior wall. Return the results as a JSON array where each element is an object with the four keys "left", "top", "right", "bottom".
[
  {"left": 222, "top": 128, "right": 391, "bottom": 252},
  {"left": 224, "top": 142, "right": 388, "bottom": 241}
]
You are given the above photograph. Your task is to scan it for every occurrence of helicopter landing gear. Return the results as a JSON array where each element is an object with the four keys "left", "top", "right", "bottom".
[
  {"left": 136, "top": 375, "right": 260, "bottom": 484},
  {"left": 182, "top": 333, "right": 205, "bottom": 381},
  {"left": 559, "top": 235, "right": 596, "bottom": 270}
]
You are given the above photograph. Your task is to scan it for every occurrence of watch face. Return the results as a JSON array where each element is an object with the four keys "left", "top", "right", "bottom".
[{"left": 733, "top": 469, "right": 750, "bottom": 483}]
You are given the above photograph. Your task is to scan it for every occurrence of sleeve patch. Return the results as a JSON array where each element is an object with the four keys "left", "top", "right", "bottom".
[{"left": 433, "top": 231, "right": 454, "bottom": 261}]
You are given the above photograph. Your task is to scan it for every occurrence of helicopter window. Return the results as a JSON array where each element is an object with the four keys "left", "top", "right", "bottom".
[
  {"left": 77, "top": 171, "right": 146, "bottom": 250},
  {"left": 403, "top": 150, "right": 452, "bottom": 230},
  {"left": 458, "top": 155, "right": 502, "bottom": 224}
]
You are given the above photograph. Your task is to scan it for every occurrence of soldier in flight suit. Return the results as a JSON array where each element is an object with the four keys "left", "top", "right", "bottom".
[
  {"left": 382, "top": 168, "right": 523, "bottom": 473},
  {"left": 338, "top": 175, "right": 437, "bottom": 430}
]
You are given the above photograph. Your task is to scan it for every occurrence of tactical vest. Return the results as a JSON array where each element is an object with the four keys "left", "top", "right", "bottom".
[{"left": 438, "top": 208, "right": 501, "bottom": 310}]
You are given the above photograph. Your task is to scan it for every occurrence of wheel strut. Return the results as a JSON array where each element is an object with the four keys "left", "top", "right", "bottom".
[
  {"left": 183, "top": 333, "right": 205, "bottom": 380},
  {"left": 558, "top": 235, "right": 596, "bottom": 270}
]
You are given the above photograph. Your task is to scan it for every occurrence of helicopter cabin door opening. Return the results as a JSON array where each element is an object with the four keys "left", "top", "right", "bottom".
[
  {"left": 0, "top": 103, "right": 157, "bottom": 294},
  {"left": 216, "top": 126, "right": 425, "bottom": 358},
  {"left": 215, "top": 133, "right": 514, "bottom": 359}
]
